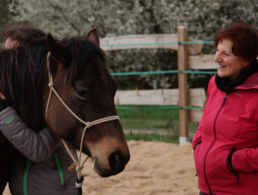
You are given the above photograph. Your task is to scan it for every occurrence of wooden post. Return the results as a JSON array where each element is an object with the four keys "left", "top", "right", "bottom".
[{"left": 177, "top": 26, "right": 189, "bottom": 145}]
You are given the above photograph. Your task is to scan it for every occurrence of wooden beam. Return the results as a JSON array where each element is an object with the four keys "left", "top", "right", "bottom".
[
  {"left": 100, "top": 34, "right": 178, "bottom": 51},
  {"left": 177, "top": 26, "right": 189, "bottom": 138},
  {"left": 187, "top": 37, "right": 203, "bottom": 55},
  {"left": 100, "top": 34, "right": 203, "bottom": 54},
  {"left": 114, "top": 88, "right": 206, "bottom": 107},
  {"left": 189, "top": 109, "right": 203, "bottom": 122},
  {"left": 188, "top": 54, "right": 217, "bottom": 70}
]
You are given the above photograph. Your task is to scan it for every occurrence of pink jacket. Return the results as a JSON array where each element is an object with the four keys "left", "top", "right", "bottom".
[{"left": 193, "top": 73, "right": 258, "bottom": 195}]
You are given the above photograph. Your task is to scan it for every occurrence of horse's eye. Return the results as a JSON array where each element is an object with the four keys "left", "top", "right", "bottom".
[{"left": 76, "top": 89, "right": 90, "bottom": 100}]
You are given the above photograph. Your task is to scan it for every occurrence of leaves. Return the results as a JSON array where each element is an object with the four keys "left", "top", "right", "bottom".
[{"left": 7, "top": 0, "right": 258, "bottom": 89}]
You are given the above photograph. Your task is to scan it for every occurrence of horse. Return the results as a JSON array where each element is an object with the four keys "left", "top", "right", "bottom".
[{"left": 0, "top": 28, "right": 130, "bottom": 193}]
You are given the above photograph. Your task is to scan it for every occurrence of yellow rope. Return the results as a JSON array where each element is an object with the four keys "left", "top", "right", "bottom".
[{"left": 45, "top": 52, "right": 120, "bottom": 185}]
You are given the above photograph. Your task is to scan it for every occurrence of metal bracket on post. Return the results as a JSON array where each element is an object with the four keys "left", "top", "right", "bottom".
[{"left": 179, "top": 136, "right": 190, "bottom": 145}]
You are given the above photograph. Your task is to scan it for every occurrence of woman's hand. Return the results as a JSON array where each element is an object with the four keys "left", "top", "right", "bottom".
[
  {"left": 0, "top": 92, "right": 8, "bottom": 112},
  {"left": 0, "top": 92, "right": 5, "bottom": 100}
]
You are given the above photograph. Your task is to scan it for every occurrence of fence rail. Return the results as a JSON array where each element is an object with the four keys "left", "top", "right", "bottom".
[
  {"left": 1, "top": 28, "right": 216, "bottom": 145},
  {"left": 100, "top": 26, "right": 216, "bottom": 145},
  {"left": 100, "top": 34, "right": 204, "bottom": 55},
  {"left": 111, "top": 69, "right": 216, "bottom": 76}
]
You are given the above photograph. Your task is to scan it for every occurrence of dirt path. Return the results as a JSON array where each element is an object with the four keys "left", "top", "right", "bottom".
[{"left": 4, "top": 141, "right": 199, "bottom": 195}]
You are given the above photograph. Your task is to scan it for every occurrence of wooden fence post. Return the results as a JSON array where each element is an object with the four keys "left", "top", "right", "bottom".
[{"left": 177, "top": 26, "right": 189, "bottom": 145}]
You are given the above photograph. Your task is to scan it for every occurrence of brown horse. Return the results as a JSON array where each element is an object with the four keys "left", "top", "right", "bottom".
[{"left": 0, "top": 28, "right": 130, "bottom": 193}]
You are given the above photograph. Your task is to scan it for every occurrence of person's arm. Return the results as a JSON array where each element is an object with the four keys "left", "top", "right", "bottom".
[
  {"left": 227, "top": 97, "right": 258, "bottom": 173},
  {"left": 0, "top": 106, "right": 60, "bottom": 163},
  {"left": 192, "top": 117, "right": 203, "bottom": 150},
  {"left": 192, "top": 78, "right": 213, "bottom": 150},
  {"left": 228, "top": 147, "right": 258, "bottom": 173}
]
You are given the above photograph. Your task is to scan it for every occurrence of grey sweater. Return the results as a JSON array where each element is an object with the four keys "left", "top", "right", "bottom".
[{"left": 0, "top": 107, "right": 77, "bottom": 195}]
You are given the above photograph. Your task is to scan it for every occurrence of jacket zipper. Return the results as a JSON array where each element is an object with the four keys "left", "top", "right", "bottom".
[{"left": 203, "top": 93, "right": 228, "bottom": 195}]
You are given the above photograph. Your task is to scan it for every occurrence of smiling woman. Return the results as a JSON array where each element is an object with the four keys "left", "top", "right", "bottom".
[
  {"left": 192, "top": 23, "right": 258, "bottom": 195},
  {"left": 214, "top": 39, "right": 249, "bottom": 80},
  {"left": 214, "top": 23, "right": 258, "bottom": 81}
]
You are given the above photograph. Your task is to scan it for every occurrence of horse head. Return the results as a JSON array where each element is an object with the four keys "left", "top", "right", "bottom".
[{"left": 44, "top": 28, "right": 130, "bottom": 177}]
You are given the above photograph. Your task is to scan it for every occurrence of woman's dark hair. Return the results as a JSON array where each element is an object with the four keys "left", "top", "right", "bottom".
[
  {"left": 2, "top": 23, "right": 46, "bottom": 47},
  {"left": 215, "top": 23, "right": 258, "bottom": 62}
]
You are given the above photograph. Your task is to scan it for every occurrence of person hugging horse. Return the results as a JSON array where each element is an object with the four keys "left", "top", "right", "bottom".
[
  {"left": 0, "top": 24, "right": 130, "bottom": 195},
  {"left": 0, "top": 24, "right": 78, "bottom": 195}
]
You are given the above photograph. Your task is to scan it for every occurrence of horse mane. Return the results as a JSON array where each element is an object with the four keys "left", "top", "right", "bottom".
[
  {"left": 59, "top": 36, "right": 106, "bottom": 84},
  {"left": 0, "top": 36, "right": 106, "bottom": 131}
]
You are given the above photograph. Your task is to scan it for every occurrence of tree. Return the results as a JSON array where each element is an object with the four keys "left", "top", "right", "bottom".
[
  {"left": 7, "top": 0, "right": 258, "bottom": 89},
  {"left": 0, "top": 0, "right": 10, "bottom": 46}
]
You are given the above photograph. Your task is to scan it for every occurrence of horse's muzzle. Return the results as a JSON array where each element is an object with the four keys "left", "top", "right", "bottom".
[
  {"left": 95, "top": 149, "right": 130, "bottom": 177},
  {"left": 109, "top": 150, "right": 129, "bottom": 172}
]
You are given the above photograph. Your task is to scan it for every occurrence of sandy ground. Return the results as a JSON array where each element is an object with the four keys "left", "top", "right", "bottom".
[{"left": 3, "top": 140, "right": 199, "bottom": 195}]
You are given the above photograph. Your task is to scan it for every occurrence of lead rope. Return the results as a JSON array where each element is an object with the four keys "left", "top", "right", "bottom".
[{"left": 45, "top": 53, "right": 120, "bottom": 194}]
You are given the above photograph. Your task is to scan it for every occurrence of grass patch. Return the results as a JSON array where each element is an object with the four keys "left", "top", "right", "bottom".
[
  {"left": 125, "top": 133, "right": 179, "bottom": 144},
  {"left": 116, "top": 105, "right": 199, "bottom": 143},
  {"left": 116, "top": 105, "right": 179, "bottom": 129}
]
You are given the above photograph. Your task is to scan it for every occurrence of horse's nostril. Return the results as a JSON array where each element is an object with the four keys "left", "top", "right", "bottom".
[{"left": 108, "top": 150, "right": 125, "bottom": 171}]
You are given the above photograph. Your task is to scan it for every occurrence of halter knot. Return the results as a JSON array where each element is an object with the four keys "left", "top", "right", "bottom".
[
  {"left": 76, "top": 165, "right": 84, "bottom": 172},
  {"left": 75, "top": 182, "right": 83, "bottom": 187},
  {"left": 48, "top": 82, "right": 54, "bottom": 87},
  {"left": 85, "top": 122, "right": 92, "bottom": 128}
]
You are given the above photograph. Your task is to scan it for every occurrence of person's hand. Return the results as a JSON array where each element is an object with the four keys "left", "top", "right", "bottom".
[
  {"left": 0, "top": 93, "right": 8, "bottom": 112},
  {"left": 0, "top": 92, "right": 5, "bottom": 100}
]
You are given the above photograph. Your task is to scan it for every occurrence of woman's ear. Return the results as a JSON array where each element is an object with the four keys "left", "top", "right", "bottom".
[{"left": 242, "top": 59, "right": 252, "bottom": 69}]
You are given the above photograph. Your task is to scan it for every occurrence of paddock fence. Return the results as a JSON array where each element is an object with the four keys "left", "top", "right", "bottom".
[
  {"left": 99, "top": 26, "right": 217, "bottom": 145},
  {"left": 0, "top": 27, "right": 217, "bottom": 145}
]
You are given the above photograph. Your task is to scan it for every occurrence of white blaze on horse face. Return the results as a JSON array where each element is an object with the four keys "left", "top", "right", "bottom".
[{"left": 5, "top": 38, "right": 19, "bottom": 49}]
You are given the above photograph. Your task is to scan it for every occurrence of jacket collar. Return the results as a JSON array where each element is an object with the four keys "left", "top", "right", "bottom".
[
  {"left": 235, "top": 72, "right": 258, "bottom": 90},
  {"left": 215, "top": 59, "right": 258, "bottom": 91}
]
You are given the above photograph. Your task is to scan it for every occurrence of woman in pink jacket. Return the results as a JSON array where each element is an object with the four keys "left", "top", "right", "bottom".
[{"left": 193, "top": 23, "right": 258, "bottom": 195}]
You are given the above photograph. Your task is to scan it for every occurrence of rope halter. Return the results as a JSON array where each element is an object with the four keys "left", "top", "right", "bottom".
[{"left": 45, "top": 52, "right": 120, "bottom": 189}]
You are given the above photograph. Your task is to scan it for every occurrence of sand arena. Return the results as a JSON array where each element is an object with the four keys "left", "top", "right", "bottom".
[{"left": 4, "top": 140, "right": 199, "bottom": 195}]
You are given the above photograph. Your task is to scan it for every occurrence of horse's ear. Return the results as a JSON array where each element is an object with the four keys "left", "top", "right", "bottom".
[
  {"left": 46, "top": 33, "right": 70, "bottom": 66},
  {"left": 86, "top": 28, "right": 100, "bottom": 46}
]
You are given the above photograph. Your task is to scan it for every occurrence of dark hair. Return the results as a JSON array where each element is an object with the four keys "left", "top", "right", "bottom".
[
  {"left": 215, "top": 23, "right": 258, "bottom": 62},
  {"left": 2, "top": 23, "right": 46, "bottom": 47},
  {"left": 0, "top": 36, "right": 106, "bottom": 130}
]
